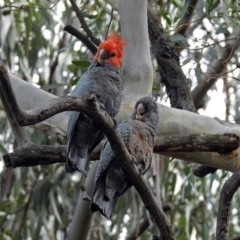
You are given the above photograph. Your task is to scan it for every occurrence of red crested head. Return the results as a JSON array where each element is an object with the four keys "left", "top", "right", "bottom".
[{"left": 94, "top": 33, "right": 126, "bottom": 67}]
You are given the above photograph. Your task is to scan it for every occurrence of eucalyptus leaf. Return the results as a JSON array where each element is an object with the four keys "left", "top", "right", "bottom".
[
  {"left": 215, "top": 44, "right": 222, "bottom": 59},
  {"left": 206, "top": 0, "right": 214, "bottom": 12},
  {"left": 180, "top": 0, "right": 190, "bottom": 19},
  {"left": 71, "top": 77, "right": 80, "bottom": 86},
  {"left": 195, "top": 66, "right": 202, "bottom": 84},
  {"left": 170, "top": 34, "right": 185, "bottom": 42},
  {"left": 71, "top": 60, "right": 91, "bottom": 68},
  {"left": 216, "top": 27, "right": 230, "bottom": 35}
]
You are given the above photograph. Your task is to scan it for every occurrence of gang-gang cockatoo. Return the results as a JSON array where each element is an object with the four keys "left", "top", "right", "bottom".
[
  {"left": 66, "top": 33, "right": 126, "bottom": 175},
  {"left": 90, "top": 96, "right": 159, "bottom": 218}
]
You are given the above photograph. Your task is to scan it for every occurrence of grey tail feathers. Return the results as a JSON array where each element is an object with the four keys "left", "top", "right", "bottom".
[
  {"left": 66, "top": 115, "right": 98, "bottom": 174},
  {"left": 90, "top": 178, "right": 118, "bottom": 219},
  {"left": 66, "top": 146, "right": 90, "bottom": 175}
]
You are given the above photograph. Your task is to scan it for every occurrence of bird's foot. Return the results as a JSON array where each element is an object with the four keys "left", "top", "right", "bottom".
[
  {"left": 83, "top": 192, "right": 91, "bottom": 202},
  {"left": 112, "top": 118, "right": 118, "bottom": 128},
  {"left": 80, "top": 175, "right": 91, "bottom": 202},
  {"left": 85, "top": 94, "right": 100, "bottom": 111},
  {"left": 86, "top": 94, "right": 97, "bottom": 103}
]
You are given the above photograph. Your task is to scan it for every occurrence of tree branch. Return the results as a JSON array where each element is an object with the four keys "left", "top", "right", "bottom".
[
  {"left": 175, "top": 0, "right": 198, "bottom": 36},
  {"left": 3, "top": 143, "right": 66, "bottom": 168},
  {"left": 126, "top": 203, "right": 172, "bottom": 240},
  {"left": 2, "top": 75, "right": 239, "bottom": 168},
  {"left": 3, "top": 133, "right": 239, "bottom": 168},
  {"left": 192, "top": 27, "right": 240, "bottom": 109},
  {"left": 63, "top": 25, "right": 97, "bottom": 55},
  {"left": 0, "top": 63, "right": 100, "bottom": 126},
  {"left": 155, "top": 133, "right": 239, "bottom": 154},
  {"left": 216, "top": 167, "right": 240, "bottom": 240},
  {"left": 126, "top": 217, "right": 150, "bottom": 240},
  {"left": 147, "top": 4, "right": 196, "bottom": 112},
  {"left": 68, "top": 0, "right": 101, "bottom": 46},
  {"left": 147, "top": 5, "right": 222, "bottom": 177},
  {"left": 0, "top": 61, "right": 29, "bottom": 147},
  {"left": 0, "top": 168, "right": 13, "bottom": 200}
]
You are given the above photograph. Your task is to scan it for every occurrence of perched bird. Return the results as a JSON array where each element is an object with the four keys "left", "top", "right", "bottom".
[
  {"left": 66, "top": 33, "right": 125, "bottom": 174},
  {"left": 90, "top": 96, "right": 159, "bottom": 218}
]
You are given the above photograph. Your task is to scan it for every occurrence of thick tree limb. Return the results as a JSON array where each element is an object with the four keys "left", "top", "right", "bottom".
[
  {"left": 216, "top": 167, "right": 240, "bottom": 240},
  {"left": 4, "top": 133, "right": 239, "bottom": 168},
  {"left": 3, "top": 144, "right": 66, "bottom": 168},
  {"left": 155, "top": 133, "right": 239, "bottom": 154},
  {"left": 63, "top": 25, "right": 97, "bottom": 55},
  {"left": 147, "top": 5, "right": 196, "bottom": 112},
  {"left": 68, "top": 0, "right": 101, "bottom": 46}
]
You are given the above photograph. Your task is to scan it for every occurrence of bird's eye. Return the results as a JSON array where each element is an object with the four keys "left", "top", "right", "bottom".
[{"left": 111, "top": 52, "right": 116, "bottom": 57}]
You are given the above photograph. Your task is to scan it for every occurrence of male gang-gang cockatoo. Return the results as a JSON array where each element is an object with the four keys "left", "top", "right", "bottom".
[{"left": 66, "top": 33, "right": 126, "bottom": 175}]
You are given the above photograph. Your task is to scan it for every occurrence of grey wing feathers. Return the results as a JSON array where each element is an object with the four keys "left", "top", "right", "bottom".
[
  {"left": 94, "top": 120, "right": 131, "bottom": 182},
  {"left": 66, "top": 73, "right": 93, "bottom": 173},
  {"left": 66, "top": 62, "right": 122, "bottom": 174},
  {"left": 67, "top": 73, "right": 92, "bottom": 142},
  {"left": 90, "top": 120, "right": 132, "bottom": 218}
]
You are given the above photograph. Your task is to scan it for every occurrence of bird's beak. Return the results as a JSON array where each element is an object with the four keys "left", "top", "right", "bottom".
[
  {"left": 98, "top": 49, "right": 109, "bottom": 64},
  {"left": 136, "top": 103, "right": 146, "bottom": 120}
]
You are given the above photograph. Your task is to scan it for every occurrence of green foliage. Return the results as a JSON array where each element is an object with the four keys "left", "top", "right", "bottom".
[{"left": 71, "top": 60, "right": 91, "bottom": 68}]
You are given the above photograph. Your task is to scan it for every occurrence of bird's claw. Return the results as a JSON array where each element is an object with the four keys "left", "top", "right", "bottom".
[
  {"left": 83, "top": 193, "right": 91, "bottom": 202},
  {"left": 112, "top": 118, "right": 118, "bottom": 128},
  {"left": 86, "top": 94, "right": 96, "bottom": 103},
  {"left": 80, "top": 174, "right": 91, "bottom": 202}
]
